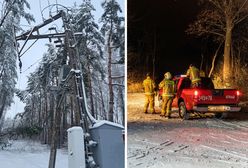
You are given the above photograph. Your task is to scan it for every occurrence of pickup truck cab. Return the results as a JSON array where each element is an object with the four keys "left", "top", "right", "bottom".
[{"left": 159, "top": 75, "right": 241, "bottom": 119}]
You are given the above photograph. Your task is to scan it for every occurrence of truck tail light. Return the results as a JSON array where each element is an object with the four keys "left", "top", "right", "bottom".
[
  {"left": 236, "top": 90, "right": 240, "bottom": 96},
  {"left": 194, "top": 90, "right": 198, "bottom": 96},
  {"left": 193, "top": 90, "right": 198, "bottom": 99}
]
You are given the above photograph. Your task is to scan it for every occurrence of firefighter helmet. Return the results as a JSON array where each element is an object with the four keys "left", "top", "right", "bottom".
[{"left": 164, "top": 72, "right": 172, "bottom": 80}]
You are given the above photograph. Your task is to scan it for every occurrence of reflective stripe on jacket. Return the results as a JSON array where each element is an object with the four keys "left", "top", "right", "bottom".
[{"left": 145, "top": 92, "right": 155, "bottom": 95}]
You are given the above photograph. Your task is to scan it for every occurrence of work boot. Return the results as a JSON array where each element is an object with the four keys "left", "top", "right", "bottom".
[
  {"left": 163, "top": 114, "right": 169, "bottom": 119},
  {"left": 165, "top": 112, "right": 171, "bottom": 118}
]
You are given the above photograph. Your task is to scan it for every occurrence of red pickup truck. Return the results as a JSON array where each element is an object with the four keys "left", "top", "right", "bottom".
[{"left": 158, "top": 75, "right": 241, "bottom": 119}]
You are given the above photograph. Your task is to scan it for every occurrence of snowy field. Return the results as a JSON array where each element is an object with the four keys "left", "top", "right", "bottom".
[
  {"left": 0, "top": 140, "right": 68, "bottom": 168},
  {"left": 128, "top": 93, "right": 248, "bottom": 168}
]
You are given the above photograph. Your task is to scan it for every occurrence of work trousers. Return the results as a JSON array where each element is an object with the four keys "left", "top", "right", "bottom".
[
  {"left": 161, "top": 96, "right": 173, "bottom": 116},
  {"left": 144, "top": 94, "right": 155, "bottom": 113}
]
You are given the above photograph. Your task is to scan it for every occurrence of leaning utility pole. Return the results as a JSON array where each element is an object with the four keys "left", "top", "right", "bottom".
[
  {"left": 16, "top": 10, "right": 97, "bottom": 168},
  {"left": 60, "top": 11, "right": 97, "bottom": 167}
]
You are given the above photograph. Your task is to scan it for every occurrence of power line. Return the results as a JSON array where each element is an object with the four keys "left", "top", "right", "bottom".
[
  {"left": 39, "top": 0, "right": 45, "bottom": 21},
  {"left": 19, "top": 39, "right": 39, "bottom": 58},
  {"left": 19, "top": 24, "right": 33, "bottom": 28},
  {"left": 55, "top": 0, "right": 58, "bottom": 13},
  {"left": 22, "top": 57, "right": 43, "bottom": 73}
]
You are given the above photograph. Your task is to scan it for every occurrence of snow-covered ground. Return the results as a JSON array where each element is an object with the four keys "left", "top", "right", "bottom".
[
  {"left": 128, "top": 93, "right": 248, "bottom": 168},
  {"left": 0, "top": 140, "right": 68, "bottom": 168}
]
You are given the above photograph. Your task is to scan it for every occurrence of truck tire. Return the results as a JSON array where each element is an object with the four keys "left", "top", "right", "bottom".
[{"left": 179, "top": 101, "right": 190, "bottom": 120}]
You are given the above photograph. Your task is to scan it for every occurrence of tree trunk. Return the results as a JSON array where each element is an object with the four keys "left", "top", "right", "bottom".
[
  {"left": 223, "top": 19, "right": 232, "bottom": 83},
  {"left": 108, "top": 32, "right": 114, "bottom": 122},
  {"left": 152, "top": 26, "right": 156, "bottom": 80},
  {"left": 39, "top": 90, "right": 42, "bottom": 127},
  {"left": 208, "top": 42, "right": 222, "bottom": 77},
  {"left": 48, "top": 94, "right": 63, "bottom": 168},
  {"left": 61, "top": 97, "right": 67, "bottom": 147},
  {"left": 41, "top": 92, "right": 48, "bottom": 144},
  {"left": 200, "top": 54, "right": 204, "bottom": 71},
  {"left": 31, "top": 97, "right": 34, "bottom": 125},
  {"left": 0, "top": 91, "right": 7, "bottom": 120},
  {"left": 95, "top": 98, "right": 98, "bottom": 120},
  {"left": 74, "top": 95, "right": 81, "bottom": 125},
  {"left": 119, "top": 86, "right": 125, "bottom": 125},
  {"left": 48, "top": 93, "right": 55, "bottom": 145},
  {"left": 87, "top": 64, "right": 95, "bottom": 118},
  {"left": 70, "top": 95, "right": 74, "bottom": 126},
  {"left": 97, "top": 77, "right": 106, "bottom": 120}
]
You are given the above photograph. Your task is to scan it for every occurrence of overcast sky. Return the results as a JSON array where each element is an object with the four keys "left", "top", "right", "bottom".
[{"left": 6, "top": 0, "right": 125, "bottom": 118}]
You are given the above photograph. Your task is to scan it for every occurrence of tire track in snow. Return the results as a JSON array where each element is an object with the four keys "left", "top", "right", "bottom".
[
  {"left": 225, "top": 135, "right": 248, "bottom": 144},
  {"left": 209, "top": 120, "right": 248, "bottom": 144},
  {"left": 128, "top": 139, "right": 175, "bottom": 162},
  {"left": 209, "top": 132, "right": 246, "bottom": 145},
  {"left": 207, "top": 119, "right": 235, "bottom": 129},
  {"left": 173, "top": 145, "right": 189, "bottom": 153},
  {"left": 218, "top": 120, "right": 248, "bottom": 130},
  {"left": 201, "top": 145, "right": 248, "bottom": 161},
  {"left": 133, "top": 138, "right": 160, "bottom": 146},
  {"left": 207, "top": 119, "right": 248, "bottom": 138},
  {"left": 128, "top": 139, "right": 191, "bottom": 167}
]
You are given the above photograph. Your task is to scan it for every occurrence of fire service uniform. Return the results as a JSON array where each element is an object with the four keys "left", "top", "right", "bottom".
[
  {"left": 186, "top": 65, "right": 201, "bottom": 87},
  {"left": 159, "top": 72, "right": 175, "bottom": 118},
  {"left": 143, "top": 73, "right": 156, "bottom": 114}
]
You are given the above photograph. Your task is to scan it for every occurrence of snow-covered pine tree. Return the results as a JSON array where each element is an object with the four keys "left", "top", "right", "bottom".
[
  {"left": 100, "top": 0, "right": 124, "bottom": 123},
  {"left": 0, "top": 0, "right": 34, "bottom": 125},
  {"left": 15, "top": 44, "right": 64, "bottom": 143},
  {"left": 71, "top": 0, "right": 105, "bottom": 119}
]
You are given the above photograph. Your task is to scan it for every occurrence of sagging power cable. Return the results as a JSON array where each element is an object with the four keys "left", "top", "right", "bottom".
[{"left": 22, "top": 57, "right": 42, "bottom": 73}]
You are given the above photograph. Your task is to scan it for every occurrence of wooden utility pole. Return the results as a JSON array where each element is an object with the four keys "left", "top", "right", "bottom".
[
  {"left": 61, "top": 11, "right": 96, "bottom": 167},
  {"left": 48, "top": 91, "right": 64, "bottom": 168},
  {"left": 16, "top": 10, "right": 96, "bottom": 168}
]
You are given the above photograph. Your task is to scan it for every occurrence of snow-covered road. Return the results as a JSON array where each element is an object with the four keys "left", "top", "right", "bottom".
[{"left": 128, "top": 93, "right": 248, "bottom": 168}]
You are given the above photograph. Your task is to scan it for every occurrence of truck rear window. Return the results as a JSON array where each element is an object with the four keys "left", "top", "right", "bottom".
[
  {"left": 180, "top": 78, "right": 191, "bottom": 89},
  {"left": 201, "top": 77, "right": 215, "bottom": 89},
  {"left": 179, "top": 77, "right": 214, "bottom": 90}
]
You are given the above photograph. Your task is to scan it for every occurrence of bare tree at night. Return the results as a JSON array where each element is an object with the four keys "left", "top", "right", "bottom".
[{"left": 187, "top": 0, "right": 248, "bottom": 84}]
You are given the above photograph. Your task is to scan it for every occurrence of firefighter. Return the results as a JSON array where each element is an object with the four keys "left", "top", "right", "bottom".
[
  {"left": 143, "top": 73, "right": 156, "bottom": 114},
  {"left": 186, "top": 64, "right": 201, "bottom": 88},
  {"left": 159, "top": 72, "right": 175, "bottom": 118}
]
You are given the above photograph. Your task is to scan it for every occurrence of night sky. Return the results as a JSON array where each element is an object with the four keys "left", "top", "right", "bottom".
[{"left": 128, "top": 0, "right": 205, "bottom": 82}]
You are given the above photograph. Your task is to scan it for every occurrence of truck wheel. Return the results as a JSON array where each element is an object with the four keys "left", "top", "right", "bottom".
[{"left": 179, "top": 102, "right": 190, "bottom": 120}]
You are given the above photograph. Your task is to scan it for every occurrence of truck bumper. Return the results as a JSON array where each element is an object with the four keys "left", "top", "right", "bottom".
[{"left": 193, "top": 105, "right": 241, "bottom": 112}]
